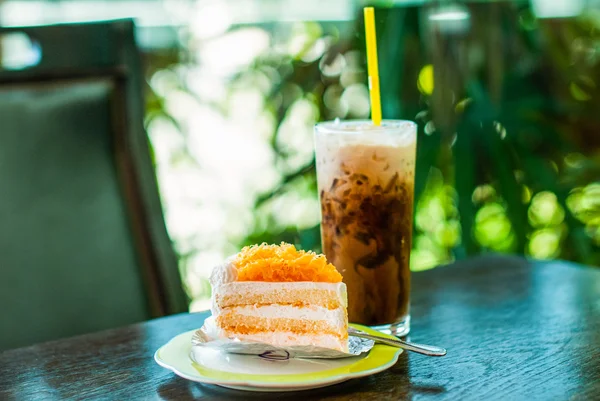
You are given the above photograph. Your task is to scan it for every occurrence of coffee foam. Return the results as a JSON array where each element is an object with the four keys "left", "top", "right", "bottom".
[
  {"left": 315, "top": 120, "right": 417, "bottom": 147},
  {"left": 315, "top": 142, "right": 416, "bottom": 192}
]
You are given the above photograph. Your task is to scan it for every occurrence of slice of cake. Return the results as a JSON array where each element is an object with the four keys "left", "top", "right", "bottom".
[{"left": 210, "top": 243, "right": 349, "bottom": 352}]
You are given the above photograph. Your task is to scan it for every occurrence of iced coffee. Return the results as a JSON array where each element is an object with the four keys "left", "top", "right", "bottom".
[{"left": 315, "top": 120, "right": 416, "bottom": 335}]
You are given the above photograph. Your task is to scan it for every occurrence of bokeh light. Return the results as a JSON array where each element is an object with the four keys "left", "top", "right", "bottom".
[
  {"left": 417, "top": 64, "right": 434, "bottom": 95},
  {"left": 475, "top": 203, "right": 515, "bottom": 252}
]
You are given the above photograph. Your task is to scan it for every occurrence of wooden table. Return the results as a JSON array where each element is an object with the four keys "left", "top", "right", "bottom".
[{"left": 1, "top": 255, "right": 599, "bottom": 400}]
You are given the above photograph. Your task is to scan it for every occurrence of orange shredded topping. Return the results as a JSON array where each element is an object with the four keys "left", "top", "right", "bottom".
[{"left": 234, "top": 243, "right": 342, "bottom": 283}]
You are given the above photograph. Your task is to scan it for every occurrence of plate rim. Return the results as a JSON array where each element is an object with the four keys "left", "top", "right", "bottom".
[{"left": 154, "top": 324, "right": 403, "bottom": 390}]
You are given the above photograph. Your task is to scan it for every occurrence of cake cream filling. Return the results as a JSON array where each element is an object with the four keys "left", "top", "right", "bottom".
[
  {"left": 221, "top": 304, "right": 347, "bottom": 331},
  {"left": 211, "top": 281, "right": 348, "bottom": 315},
  {"left": 215, "top": 329, "right": 347, "bottom": 351}
]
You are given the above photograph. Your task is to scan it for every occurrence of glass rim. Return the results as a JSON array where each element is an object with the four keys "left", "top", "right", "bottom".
[{"left": 314, "top": 119, "right": 417, "bottom": 135}]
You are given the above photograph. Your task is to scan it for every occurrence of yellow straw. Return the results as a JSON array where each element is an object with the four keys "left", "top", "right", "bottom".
[{"left": 364, "top": 7, "right": 382, "bottom": 126}]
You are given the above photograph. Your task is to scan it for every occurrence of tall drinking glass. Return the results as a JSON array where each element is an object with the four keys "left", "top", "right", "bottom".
[{"left": 315, "top": 120, "right": 417, "bottom": 336}]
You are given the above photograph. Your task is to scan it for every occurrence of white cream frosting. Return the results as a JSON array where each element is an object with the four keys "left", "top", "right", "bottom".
[
  {"left": 209, "top": 255, "right": 238, "bottom": 287},
  {"left": 224, "top": 304, "right": 347, "bottom": 331}
]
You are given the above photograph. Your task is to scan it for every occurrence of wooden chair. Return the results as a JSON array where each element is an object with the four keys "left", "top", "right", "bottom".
[{"left": 0, "top": 20, "right": 188, "bottom": 351}]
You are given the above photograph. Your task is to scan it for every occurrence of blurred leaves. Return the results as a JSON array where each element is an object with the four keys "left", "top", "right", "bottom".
[
  {"left": 146, "top": 2, "right": 600, "bottom": 307},
  {"left": 374, "top": 3, "right": 599, "bottom": 265}
]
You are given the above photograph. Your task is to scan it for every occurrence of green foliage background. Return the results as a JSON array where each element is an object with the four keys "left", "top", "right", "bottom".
[{"left": 145, "top": 1, "right": 600, "bottom": 306}]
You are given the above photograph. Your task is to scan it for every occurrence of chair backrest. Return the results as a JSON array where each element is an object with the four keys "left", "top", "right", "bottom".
[{"left": 0, "top": 20, "right": 188, "bottom": 351}]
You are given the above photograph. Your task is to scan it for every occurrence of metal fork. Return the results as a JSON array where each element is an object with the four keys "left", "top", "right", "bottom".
[{"left": 348, "top": 327, "right": 447, "bottom": 357}]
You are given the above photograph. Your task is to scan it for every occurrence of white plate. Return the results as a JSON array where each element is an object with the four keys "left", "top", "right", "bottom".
[{"left": 155, "top": 324, "right": 402, "bottom": 392}]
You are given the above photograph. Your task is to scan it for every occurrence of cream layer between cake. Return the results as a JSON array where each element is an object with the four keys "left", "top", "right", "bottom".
[
  {"left": 222, "top": 304, "right": 347, "bottom": 329},
  {"left": 212, "top": 327, "right": 348, "bottom": 351}
]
